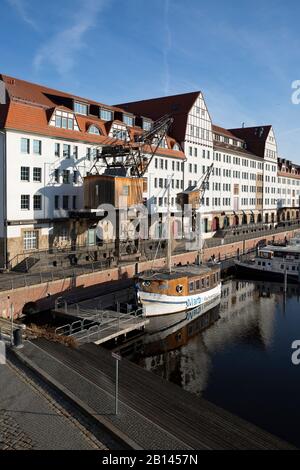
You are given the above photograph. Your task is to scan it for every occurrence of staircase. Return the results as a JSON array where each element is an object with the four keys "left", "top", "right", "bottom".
[{"left": 13, "top": 256, "right": 40, "bottom": 273}]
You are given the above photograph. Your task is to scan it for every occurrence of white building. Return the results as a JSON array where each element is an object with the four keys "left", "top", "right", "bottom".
[{"left": 0, "top": 75, "right": 299, "bottom": 269}]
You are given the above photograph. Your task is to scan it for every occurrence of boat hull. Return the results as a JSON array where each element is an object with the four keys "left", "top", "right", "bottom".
[
  {"left": 138, "top": 283, "right": 222, "bottom": 317},
  {"left": 235, "top": 261, "right": 300, "bottom": 283}
]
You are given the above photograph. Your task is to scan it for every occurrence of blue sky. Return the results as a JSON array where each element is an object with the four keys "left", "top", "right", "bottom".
[{"left": 1, "top": 0, "right": 300, "bottom": 162}]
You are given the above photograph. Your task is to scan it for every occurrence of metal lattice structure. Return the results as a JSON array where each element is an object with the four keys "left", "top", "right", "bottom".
[{"left": 88, "top": 114, "right": 174, "bottom": 177}]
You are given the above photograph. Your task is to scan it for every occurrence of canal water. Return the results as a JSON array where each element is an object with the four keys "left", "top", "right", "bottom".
[{"left": 123, "top": 279, "right": 300, "bottom": 448}]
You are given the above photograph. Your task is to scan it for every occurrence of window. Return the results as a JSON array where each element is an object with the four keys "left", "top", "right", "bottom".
[
  {"left": 21, "top": 195, "right": 30, "bottom": 210},
  {"left": 54, "top": 169, "right": 60, "bottom": 183},
  {"left": 112, "top": 128, "right": 127, "bottom": 140},
  {"left": 100, "top": 108, "right": 113, "bottom": 121},
  {"left": 123, "top": 115, "right": 134, "bottom": 126},
  {"left": 63, "top": 195, "right": 69, "bottom": 210},
  {"left": 63, "top": 170, "right": 70, "bottom": 184},
  {"left": 189, "top": 282, "right": 194, "bottom": 292},
  {"left": 73, "top": 170, "right": 78, "bottom": 184},
  {"left": 143, "top": 119, "right": 152, "bottom": 131},
  {"left": 33, "top": 167, "right": 42, "bottom": 182},
  {"left": 54, "top": 195, "right": 59, "bottom": 210},
  {"left": 53, "top": 111, "right": 76, "bottom": 130},
  {"left": 55, "top": 143, "right": 60, "bottom": 157},
  {"left": 122, "top": 185, "right": 130, "bottom": 196},
  {"left": 74, "top": 102, "right": 88, "bottom": 115},
  {"left": 88, "top": 125, "right": 101, "bottom": 135},
  {"left": 33, "top": 194, "right": 42, "bottom": 210},
  {"left": 23, "top": 231, "right": 38, "bottom": 250},
  {"left": 33, "top": 140, "right": 42, "bottom": 155},
  {"left": 73, "top": 146, "right": 78, "bottom": 159},
  {"left": 63, "top": 144, "right": 71, "bottom": 158},
  {"left": 72, "top": 195, "right": 77, "bottom": 210},
  {"left": 21, "top": 138, "right": 30, "bottom": 154},
  {"left": 20, "top": 166, "right": 30, "bottom": 181}
]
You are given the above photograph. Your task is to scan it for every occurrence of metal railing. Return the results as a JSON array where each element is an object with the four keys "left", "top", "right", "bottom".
[
  {"left": 55, "top": 305, "right": 145, "bottom": 345},
  {"left": 0, "top": 258, "right": 111, "bottom": 292},
  {"left": 7, "top": 241, "right": 116, "bottom": 271},
  {"left": 205, "top": 221, "right": 300, "bottom": 248}
]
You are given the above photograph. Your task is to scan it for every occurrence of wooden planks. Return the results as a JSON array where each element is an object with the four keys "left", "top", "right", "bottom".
[{"left": 32, "top": 338, "right": 295, "bottom": 450}]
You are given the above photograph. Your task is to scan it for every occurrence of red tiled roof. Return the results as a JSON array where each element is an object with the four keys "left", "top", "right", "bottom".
[
  {"left": 0, "top": 73, "right": 123, "bottom": 112},
  {"left": 229, "top": 125, "right": 272, "bottom": 158},
  {"left": 212, "top": 124, "right": 243, "bottom": 141},
  {"left": 0, "top": 74, "right": 184, "bottom": 159},
  {"left": 116, "top": 91, "right": 200, "bottom": 143}
]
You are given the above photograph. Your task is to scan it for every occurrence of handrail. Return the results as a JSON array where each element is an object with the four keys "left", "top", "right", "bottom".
[{"left": 7, "top": 241, "right": 116, "bottom": 269}]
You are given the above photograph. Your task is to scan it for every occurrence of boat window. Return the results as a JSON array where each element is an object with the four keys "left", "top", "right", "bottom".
[
  {"left": 281, "top": 264, "right": 284, "bottom": 269},
  {"left": 258, "top": 261, "right": 261, "bottom": 266},
  {"left": 262, "top": 262, "right": 266, "bottom": 267},
  {"left": 189, "top": 282, "right": 194, "bottom": 292},
  {"left": 292, "top": 266, "right": 296, "bottom": 271},
  {"left": 176, "top": 285, "right": 183, "bottom": 294},
  {"left": 201, "top": 278, "right": 205, "bottom": 288},
  {"left": 206, "top": 277, "right": 210, "bottom": 287},
  {"left": 142, "top": 281, "right": 151, "bottom": 287},
  {"left": 196, "top": 280, "right": 200, "bottom": 290}
]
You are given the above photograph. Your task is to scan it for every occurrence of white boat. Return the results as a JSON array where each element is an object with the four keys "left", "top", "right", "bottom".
[
  {"left": 137, "top": 264, "right": 222, "bottom": 317},
  {"left": 136, "top": 165, "right": 221, "bottom": 317},
  {"left": 235, "top": 245, "right": 300, "bottom": 281}
]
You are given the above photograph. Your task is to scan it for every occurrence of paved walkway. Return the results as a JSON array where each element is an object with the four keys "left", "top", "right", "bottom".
[
  {"left": 0, "top": 360, "right": 106, "bottom": 450},
  {"left": 14, "top": 339, "right": 296, "bottom": 450}
]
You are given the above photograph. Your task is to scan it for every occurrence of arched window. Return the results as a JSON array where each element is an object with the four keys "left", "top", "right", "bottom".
[{"left": 88, "top": 125, "right": 101, "bottom": 135}]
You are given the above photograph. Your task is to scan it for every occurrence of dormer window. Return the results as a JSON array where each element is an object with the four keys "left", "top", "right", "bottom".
[
  {"left": 100, "top": 108, "right": 113, "bottom": 121},
  {"left": 110, "top": 123, "right": 129, "bottom": 141},
  {"left": 113, "top": 129, "right": 127, "bottom": 140},
  {"left": 88, "top": 124, "right": 101, "bottom": 135},
  {"left": 123, "top": 114, "right": 134, "bottom": 127},
  {"left": 50, "top": 110, "right": 79, "bottom": 131},
  {"left": 74, "top": 102, "right": 88, "bottom": 115},
  {"left": 142, "top": 119, "right": 152, "bottom": 131}
]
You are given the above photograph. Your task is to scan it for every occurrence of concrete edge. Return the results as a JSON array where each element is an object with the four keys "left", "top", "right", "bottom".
[{"left": 10, "top": 347, "right": 142, "bottom": 451}]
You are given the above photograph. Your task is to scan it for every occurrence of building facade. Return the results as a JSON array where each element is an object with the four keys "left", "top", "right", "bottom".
[{"left": 0, "top": 74, "right": 299, "bottom": 269}]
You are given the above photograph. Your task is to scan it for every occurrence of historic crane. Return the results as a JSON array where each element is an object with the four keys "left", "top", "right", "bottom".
[
  {"left": 177, "top": 163, "right": 214, "bottom": 264},
  {"left": 87, "top": 114, "right": 174, "bottom": 177}
]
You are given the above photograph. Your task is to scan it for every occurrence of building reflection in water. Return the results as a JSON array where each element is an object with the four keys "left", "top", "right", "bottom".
[{"left": 128, "top": 280, "right": 300, "bottom": 396}]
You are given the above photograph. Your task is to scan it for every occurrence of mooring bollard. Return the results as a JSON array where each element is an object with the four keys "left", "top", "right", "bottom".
[{"left": 13, "top": 329, "right": 23, "bottom": 349}]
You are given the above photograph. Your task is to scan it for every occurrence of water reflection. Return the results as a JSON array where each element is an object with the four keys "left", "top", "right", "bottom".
[
  {"left": 126, "top": 280, "right": 300, "bottom": 398},
  {"left": 124, "top": 279, "right": 300, "bottom": 447}
]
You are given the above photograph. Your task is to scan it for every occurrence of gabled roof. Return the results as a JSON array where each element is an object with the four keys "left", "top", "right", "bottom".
[
  {"left": 0, "top": 73, "right": 185, "bottom": 159},
  {"left": 229, "top": 125, "right": 272, "bottom": 158},
  {"left": 116, "top": 91, "right": 200, "bottom": 143},
  {"left": 0, "top": 73, "right": 122, "bottom": 113},
  {"left": 212, "top": 124, "right": 243, "bottom": 140}
]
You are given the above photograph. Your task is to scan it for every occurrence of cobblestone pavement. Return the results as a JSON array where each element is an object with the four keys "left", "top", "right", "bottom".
[
  {"left": 0, "top": 359, "right": 108, "bottom": 450},
  {"left": 0, "top": 410, "right": 33, "bottom": 450}
]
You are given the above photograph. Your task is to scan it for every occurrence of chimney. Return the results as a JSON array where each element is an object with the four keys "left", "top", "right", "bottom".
[{"left": 0, "top": 80, "right": 6, "bottom": 104}]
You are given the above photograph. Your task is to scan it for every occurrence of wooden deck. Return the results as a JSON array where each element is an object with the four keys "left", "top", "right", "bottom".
[{"left": 18, "top": 338, "right": 296, "bottom": 450}]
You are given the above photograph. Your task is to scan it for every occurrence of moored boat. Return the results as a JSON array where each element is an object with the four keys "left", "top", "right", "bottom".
[
  {"left": 235, "top": 245, "right": 300, "bottom": 282},
  {"left": 137, "top": 264, "right": 221, "bottom": 317}
]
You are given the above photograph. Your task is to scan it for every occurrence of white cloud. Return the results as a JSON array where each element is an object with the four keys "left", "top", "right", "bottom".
[
  {"left": 7, "top": 0, "right": 38, "bottom": 30},
  {"left": 34, "top": 0, "right": 107, "bottom": 77}
]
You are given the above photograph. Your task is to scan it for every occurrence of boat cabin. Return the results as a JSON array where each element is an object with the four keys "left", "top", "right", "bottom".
[{"left": 138, "top": 265, "right": 220, "bottom": 297}]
